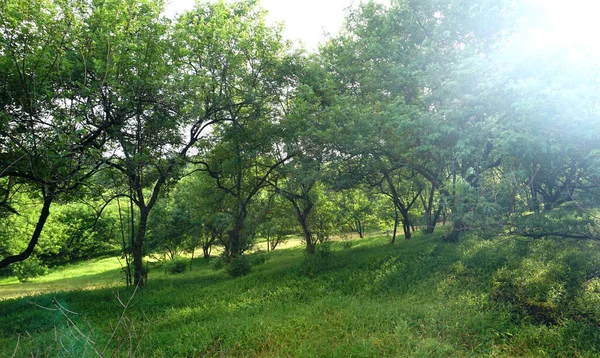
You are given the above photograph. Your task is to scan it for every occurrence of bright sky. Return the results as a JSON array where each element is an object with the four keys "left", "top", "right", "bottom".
[
  {"left": 164, "top": 0, "right": 600, "bottom": 60},
  {"left": 164, "top": 0, "right": 368, "bottom": 51},
  {"left": 522, "top": 0, "right": 600, "bottom": 60}
]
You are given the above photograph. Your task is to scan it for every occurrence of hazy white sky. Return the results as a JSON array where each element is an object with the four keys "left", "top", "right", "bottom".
[
  {"left": 164, "top": 0, "right": 600, "bottom": 59},
  {"left": 164, "top": 0, "right": 369, "bottom": 50},
  {"left": 514, "top": 0, "right": 600, "bottom": 63}
]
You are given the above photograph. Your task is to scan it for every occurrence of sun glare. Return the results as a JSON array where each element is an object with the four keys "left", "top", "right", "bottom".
[{"left": 523, "top": 0, "right": 600, "bottom": 61}]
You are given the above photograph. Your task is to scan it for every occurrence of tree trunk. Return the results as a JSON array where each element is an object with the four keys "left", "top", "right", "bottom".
[
  {"left": 228, "top": 205, "right": 247, "bottom": 258},
  {"left": 423, "top": 183, "right": 439, "bottom": 234},
  {"left": 391, "top": 209, "right": 399, "bottom": 244},
  {"left": 425, "top": 201, "right": 443, "bottom": 234},
  {"left": 133, "top": 208, "right": 149, "bottom": 287},
  {"left": 403, "top": 218, "right": 412, "bottom": 240},
  {"left": 299, "top": 214, "right": 315, "bottom": 254},
  {"left": 190, "top": 247, "right": 195, "bottom": 271},
  {"left": 0, "top": 190, "right": 53, "bottom": 269},
  {"left": 287, "top": 195, "right": 315, "bottom": 254},
  {"left": 271, "top": 235, "right": 282, "bottom": 251},
  {"left": 398, "top": 208, "right": 412, "bottom": 240},
  {"left": 354, "top": 219, "right": 364, "bottom": 238},
  {"left": 202, "top": 244, "right": 211, "bottom": 259}
]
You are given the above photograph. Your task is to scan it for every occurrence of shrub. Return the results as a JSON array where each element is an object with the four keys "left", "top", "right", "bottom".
[
  {"left": 212, "top": 255, "right": 226, "bottom": 271},
  {"left": 166, "top": 258, "right": 188, "bottom": 274},
  {"left": 12, "top": 256, "right": 48, "bottom": 282},
  {"left": 299, "top": 243, "right": 333, "bottom": 278},
  {"left": 226, "top": 256, "right": 251, "bottom": 278},
  {"left": 574, "top": 278, "right": 600, "bottom": 323},
  {"left": 490, "top": 265, "right": 565, "bottom": 325},
  {"left": 248, "top": 253, "right": 269, "bottom": 266}
]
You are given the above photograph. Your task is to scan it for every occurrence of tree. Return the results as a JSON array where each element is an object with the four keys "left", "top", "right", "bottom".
[
  {"left": 334, "top": 186, "right": 378, "bottom": 239},
  {"left": 187, "top": 1, "right": 295, "bottom": 259},
  {"left": 0, "top": 0, "right": 132, "bottom": 269},
  {"left": 273, "top": 77, "right": 328, "bottom": 252},
  {"left": 462, "top": 24, "right": 600, "bottom": 240},
  {"left": 169, "top": 170, "right": 228, "bottom": 260},
  {"left": 254, "top": 192, "right": 296, "bottom": 251},
  {"left": 317, "top": 0, "right": 521, "bottom": 240},
  {"left": 99, "top": 0, "right": 295, "bottom": 284}
]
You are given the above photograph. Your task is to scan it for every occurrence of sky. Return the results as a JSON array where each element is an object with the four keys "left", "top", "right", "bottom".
[
  {"left": 163, "top": 0, "right": 369, "bottom": 51},
  {"left": 164, "top": 0, "right": 600, "bottom": 60}
]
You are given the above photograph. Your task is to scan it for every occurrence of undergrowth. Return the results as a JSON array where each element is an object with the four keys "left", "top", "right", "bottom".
[{"left": 1, "top": 232, "right": 600, "bottom": 356}]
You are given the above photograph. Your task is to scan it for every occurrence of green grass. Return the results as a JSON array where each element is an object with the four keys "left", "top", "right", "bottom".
[
  {"left": 1, "top": 232, "right": 600, "bottom": 356},
  {"left": 0, "top": 257, "right": 124, "bottom": 299}
]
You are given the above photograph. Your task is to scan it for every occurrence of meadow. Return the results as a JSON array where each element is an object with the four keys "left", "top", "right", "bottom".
[{"left": 2, "top": 232, "right": 600, "bottom": 357}]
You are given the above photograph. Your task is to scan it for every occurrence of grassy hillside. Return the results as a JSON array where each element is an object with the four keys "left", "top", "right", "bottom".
[
  {"left": 0, "top": 257, "right": 123, "bottom": 299},
  {"left": 2, "top": 232, "right": 600, "bottom": 357}
]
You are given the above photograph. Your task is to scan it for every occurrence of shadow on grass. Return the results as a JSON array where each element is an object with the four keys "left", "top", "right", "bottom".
[{"left": 3, "top": 231, "right": 600, "bottom": 356}]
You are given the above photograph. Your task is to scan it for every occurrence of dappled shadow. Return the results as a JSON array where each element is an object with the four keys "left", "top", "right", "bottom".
[{"left": 3, "top": 232, "right": 600, "bottom": 356}]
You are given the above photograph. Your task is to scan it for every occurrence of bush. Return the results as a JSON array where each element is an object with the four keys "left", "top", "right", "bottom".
[
  {"left": 248, "top": 252, "right": 269, "bottom": 266},
  {"left": 226, "top": 256, "right": 251, "bottom": 278},
  {"left": 212, "top": 255, "right": 226, "bottom": 271},
  {"left": 12, "top": 256, "right": 48, "bottom": 282},
  {"left": 166, "top": 258, "right": 188, "bottom": 274},
  {"left": 299, "top": 243, "right": 333, "bottom": 278}
]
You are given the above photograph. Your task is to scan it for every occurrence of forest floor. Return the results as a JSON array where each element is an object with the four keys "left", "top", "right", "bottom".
[{"left": 1, "top": 230, "right": 600, "bottom": 357}]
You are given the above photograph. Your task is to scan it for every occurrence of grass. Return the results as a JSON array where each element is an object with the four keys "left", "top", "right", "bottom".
[
  {"left": 0, "top": 257, "right": 124, "bottom": 299},
  {"left": 1, "top": 231, "right": 600, "bottom": 356}
]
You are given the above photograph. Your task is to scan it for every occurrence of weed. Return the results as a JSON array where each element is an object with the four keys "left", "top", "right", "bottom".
[{"left": 298, "top": 243, "right": 333, "bottom": 278}]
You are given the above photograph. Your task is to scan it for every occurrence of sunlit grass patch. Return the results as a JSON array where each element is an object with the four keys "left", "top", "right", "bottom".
[{"left": 0, "top": 257, "right": 123, "bottom": 299}]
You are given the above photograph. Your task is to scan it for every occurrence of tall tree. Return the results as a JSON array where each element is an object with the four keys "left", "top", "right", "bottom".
[
  {"left": 272, "top": 56, "right": 340, "bottom": 253},
  {"left": 318, "top": 0, "right": 520, "bottom": 239},
  {"left": 187, "top": 1, "right": 294, "bottom": 259},
  {"left": 0, "top": 0, "right": 132, "bottom": 268}
]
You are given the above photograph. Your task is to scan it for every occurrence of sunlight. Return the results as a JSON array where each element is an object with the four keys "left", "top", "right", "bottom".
[
  {"left": 524, "top": 0, "right": 600, "bottom": 61},
  {"left": 163, "top": 0, "right": 373, "bottom": 51}
]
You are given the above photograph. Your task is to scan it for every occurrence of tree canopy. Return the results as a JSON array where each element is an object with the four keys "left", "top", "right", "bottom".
[{"left": 1, "top": 0, "right": 599, "bottom": 284}]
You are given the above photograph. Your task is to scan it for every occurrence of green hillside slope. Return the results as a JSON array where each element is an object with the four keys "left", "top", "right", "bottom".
[{"left": 2, "top": 233, "right": 600, "bottom": 357}]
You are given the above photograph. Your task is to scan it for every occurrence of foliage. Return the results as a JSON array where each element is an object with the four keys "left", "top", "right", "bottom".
[
  {"left": 0, "top": 0, "right": 120, "bottom": 268},
  {"left": 0, "top": 195, "right": 120, "bottom": 268},
  {"left": 165, "top": 258, "right": 189, "bottom": 275},
  {"left": 248, "top": 252, "right": 270, "bottom": 266},
  {"left": 226, "top": 255, "right": 251, "bottom": 278},
  {"left": 0, "top": 0, "right": 598, "bottom": 283},
  {"left": 298, "top": 241, "right": 333, "bottom": 278},
  {"left": 211, "top": 255, "right": 227, "bottom": 271},
  {"left": 11, "top": 255, "right": 47, "bottom": 282},
  {"left": 183, "top": 1, "right": 295, "bottom": 260}
]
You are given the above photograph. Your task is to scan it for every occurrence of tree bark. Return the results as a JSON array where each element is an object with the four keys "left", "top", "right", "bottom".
[
  {"left": 202, "top": 244, "right": 211, "bottom": 259},
  {"left": 353, "top": 218, "right": 364, "bottom": 238},
  {"left": 402, "top": 216, "right": 412, "bottom": 240},
  {"left": 0, "top": 189, "right": 54, "bottom": 269},
  {"left": 298, "top": 213, "right": 315, "bottom": 254},
  {"left": 133, "top": 207, "right": 149, "bottom": 286},
  {"left": 227, "top": 204, "right": 247, "bottom": 258},
  {"left": 391, "top": 208, "right": 399, "bottom": 244}
]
